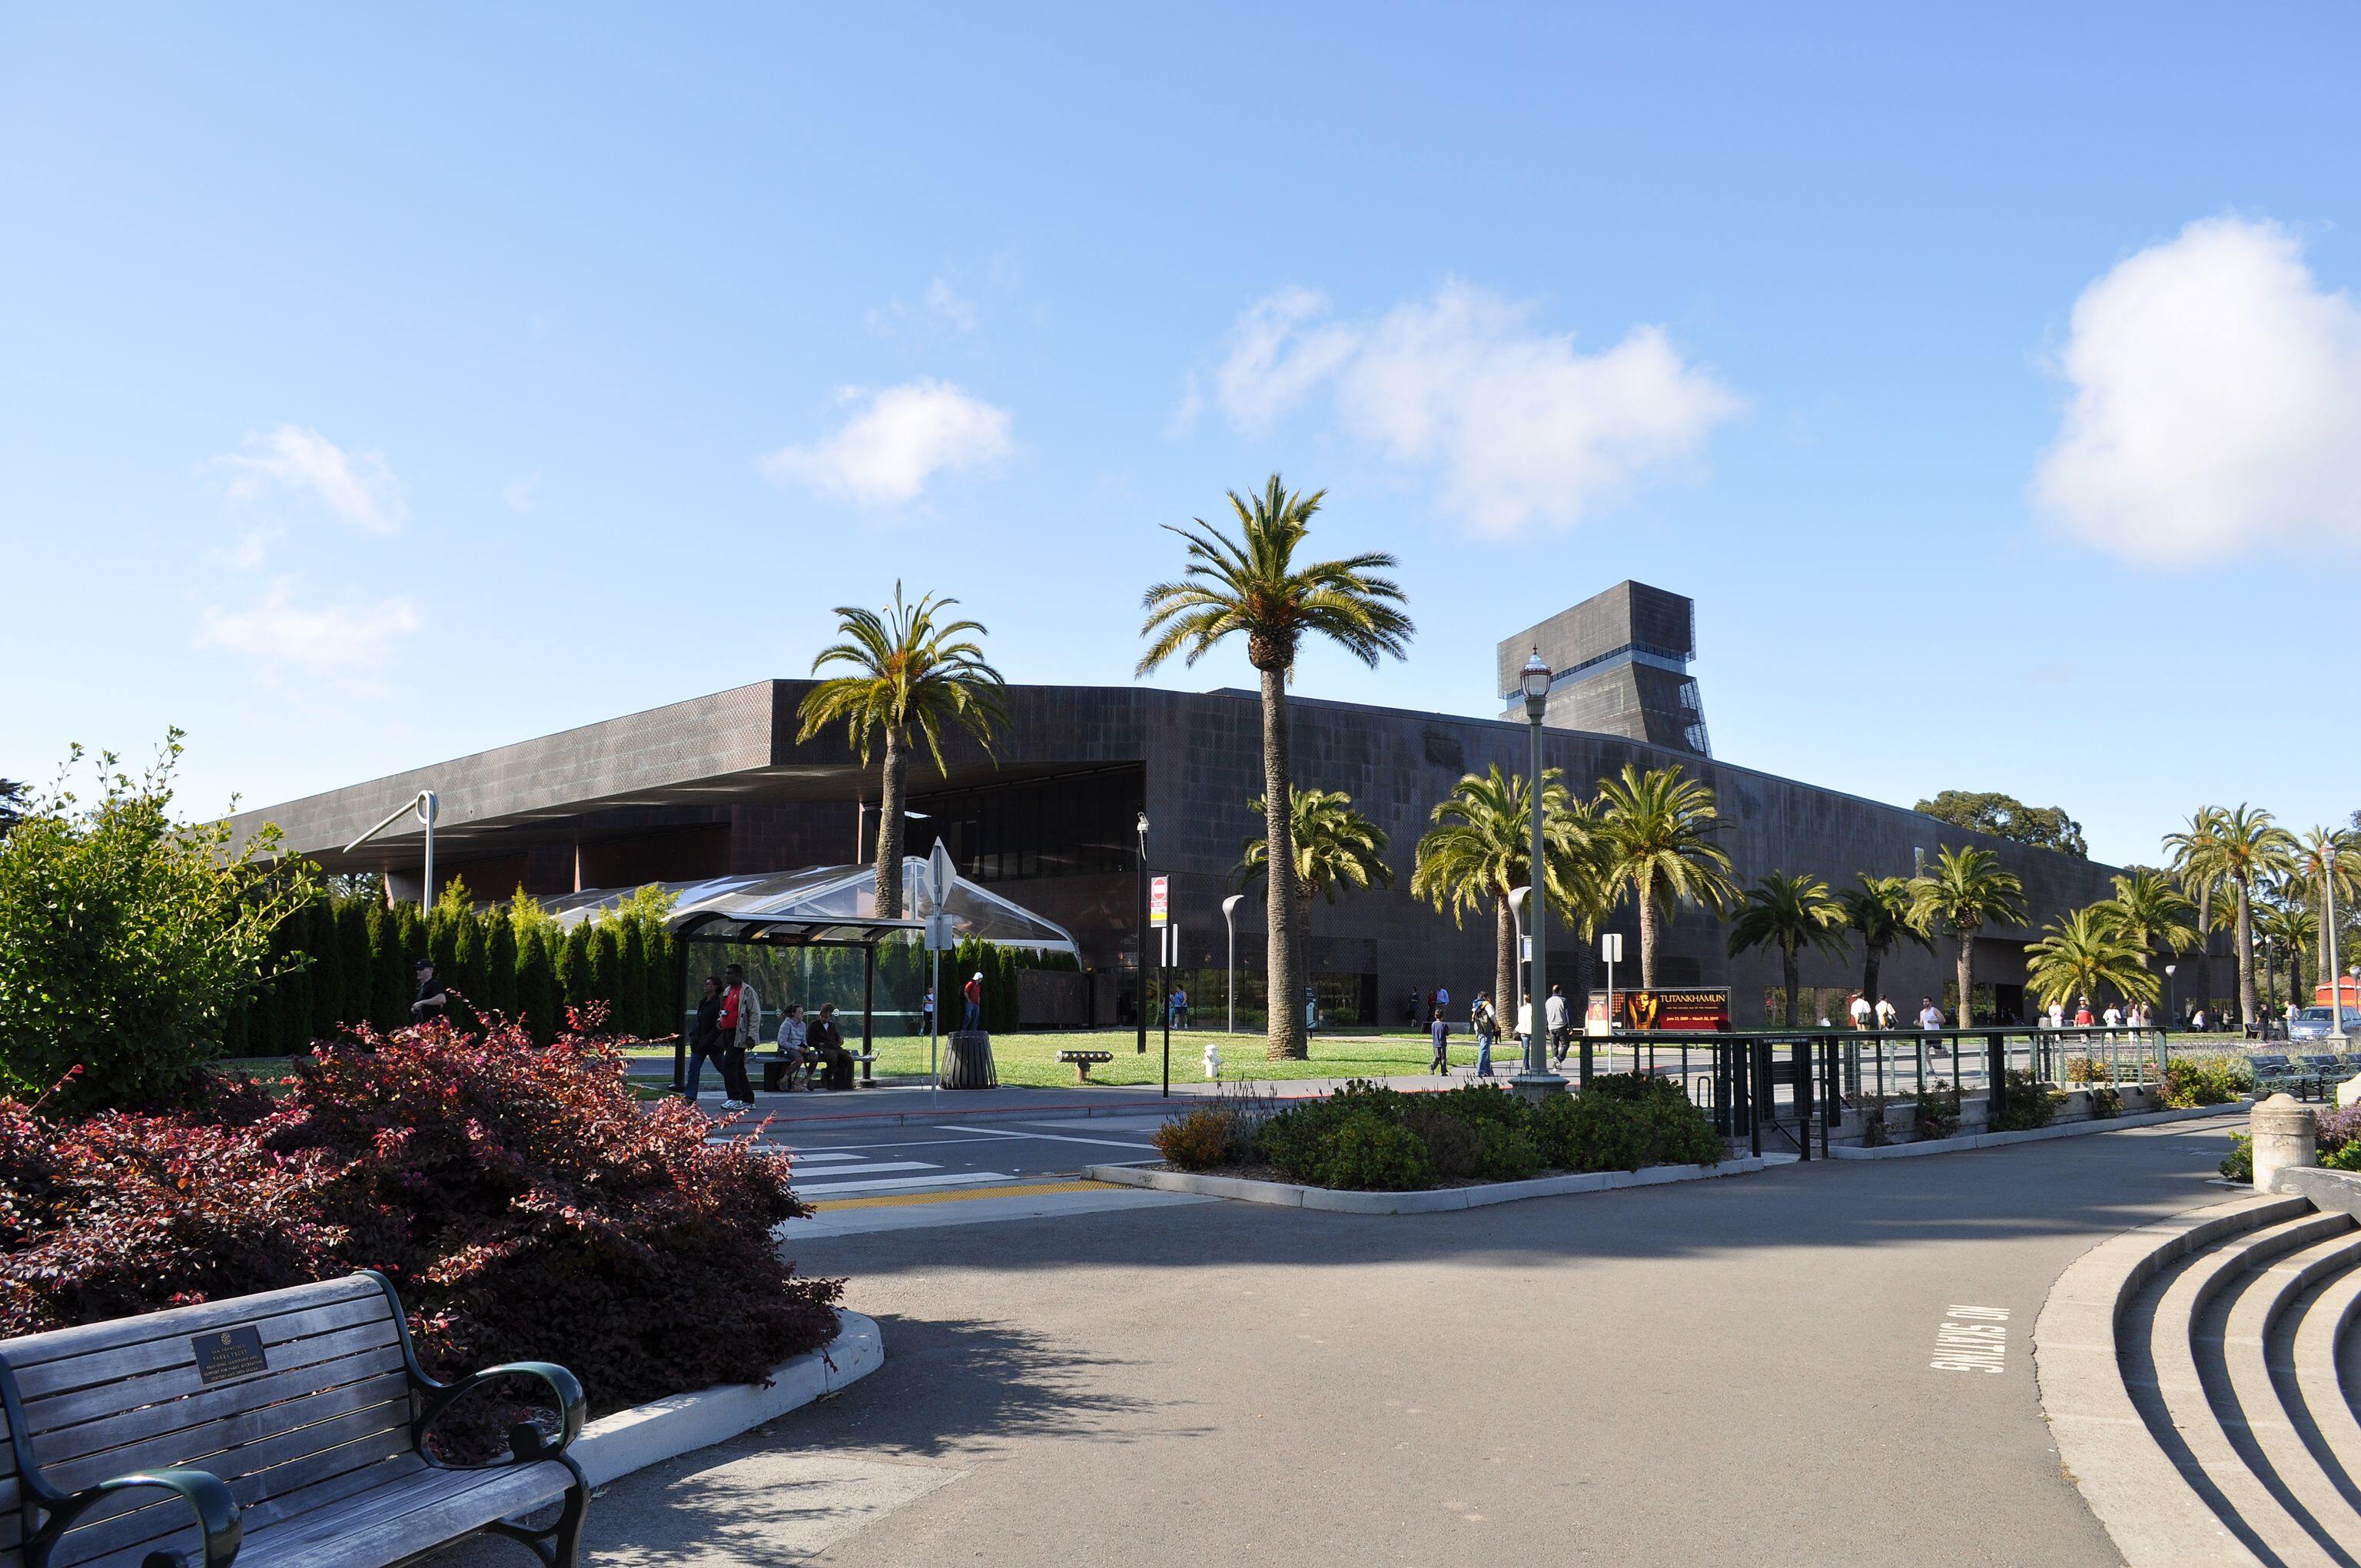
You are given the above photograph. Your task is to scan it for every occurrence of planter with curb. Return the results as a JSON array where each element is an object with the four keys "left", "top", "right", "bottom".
[
  {"left": 1827, "top": 1098, "right": 2249, "bottom": 1160},
  {"left": 1081, "top": 1158, "right": 1767, "bottom": 1213},
  {"left": 568, "top": 1310, "right": 883, "bottom": 1487}
]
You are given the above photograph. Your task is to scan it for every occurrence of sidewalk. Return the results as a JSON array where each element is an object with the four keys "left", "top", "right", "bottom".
[{"left": 662, "top": 1070, "right": 1515, "bottom": 1128}]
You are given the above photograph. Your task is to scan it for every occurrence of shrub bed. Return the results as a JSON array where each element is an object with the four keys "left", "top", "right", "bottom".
[
  {"left": 0, "top": 1015, "right": 841, "bottom": 1417},
  {"left": 2162, "top": 1053, "right": 2254, "bottom": 1109},
  {"left": 1155, "top": 1076, "right": 1724, "bottom": 1192}
]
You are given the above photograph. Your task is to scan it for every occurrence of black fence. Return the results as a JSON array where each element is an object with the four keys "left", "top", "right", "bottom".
[{"left": 1572, "top": 1026, "right": 2176, "bottom": 1161}]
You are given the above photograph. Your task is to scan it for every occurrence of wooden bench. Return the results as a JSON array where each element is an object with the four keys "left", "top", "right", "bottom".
[
  {"left": 1057, "top": 1049, "right": 1115, "bottom": 1082},
  {"left": 0, "top": 1271, "right": 586, "bottom": 1567}
]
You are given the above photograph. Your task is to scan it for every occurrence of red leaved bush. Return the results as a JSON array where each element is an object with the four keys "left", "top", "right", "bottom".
[{"left": 0, "top": 1014, "right": 840, "bottom": 1415}]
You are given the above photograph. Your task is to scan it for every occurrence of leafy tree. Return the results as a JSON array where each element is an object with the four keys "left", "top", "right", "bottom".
[
  {"left": 796, "top": 583, "right": 1008, "bottom": 920},
  {"left": 0, "top": 778, "right": 26, "bottom": 840},
  {"left": 1908, "top": 845, "right": 2027, "bottom": 1027},
  {"left": 1240, "top": 787, "right": 1393, "bottom": 1015},
  {"left": 1137, "top": 475, "right": 1413, "bottom": 1059},
  {"left": 1410, "top": 767, "right": 1596, "bottom": 1032},
  {"left": 2169, "top": 804, "right": 2297, "bottom": 1025},
  {"left": 1727, "top": 872, "right": 1848, "bottom": 1027},
  {"left": 0, "top": 733, "right": 320, "bottom": 1108},
  {"left": 2026, "top": 905, "right": 2159, "bottom": 1012},
  {"left": 1838, "top": 873, "right": 1932, "bottom": 1021},
  {"left": 1913, "top": 789, "right": 2087, "bottom": 858},
  {"left": 1595, "top": 764, "right": 1736, "bottom": 988}
]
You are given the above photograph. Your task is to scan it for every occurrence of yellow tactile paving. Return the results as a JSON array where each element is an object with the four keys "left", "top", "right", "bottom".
[{"left": 806, "top": 1179, "right": 1124, "bottom": 1212}]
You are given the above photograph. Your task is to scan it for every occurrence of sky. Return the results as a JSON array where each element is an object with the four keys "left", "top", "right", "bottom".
[{"left": 4, "top": 3, "right": 2358, "bottom": 868}]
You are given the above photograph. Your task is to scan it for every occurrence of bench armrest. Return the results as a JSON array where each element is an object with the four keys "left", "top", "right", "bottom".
[
  {"left": 32, "top": 1467, "right": 243, "bottom": 1568},
  {"left": 418, "top": 1360, "right": 587, "bottom": 1463}
]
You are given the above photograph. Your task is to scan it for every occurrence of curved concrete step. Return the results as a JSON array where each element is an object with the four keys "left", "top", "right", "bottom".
[
  {"left": 2134, "top": 1208, "right": 2357, "bottom": 1566},
  {"left": 2216, "top": 1224, "right": 2361, "bottom": 1560},
  {"left": 2038, "top": 1192, "right": 2311, "bottom": 1567},
  {"left": 2289, "top": 1259, "right": 2361, "bottom": 1523}
]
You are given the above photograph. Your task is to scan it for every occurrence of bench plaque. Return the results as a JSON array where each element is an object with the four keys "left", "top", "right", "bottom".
[{"left": 192, "top": 1325, "right": 267, "bottom": 1384}]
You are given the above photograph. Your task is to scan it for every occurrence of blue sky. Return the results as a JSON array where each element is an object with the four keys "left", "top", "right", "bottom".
[{"left": 5, "top": 4, "right": 2357, "bottom": 867}]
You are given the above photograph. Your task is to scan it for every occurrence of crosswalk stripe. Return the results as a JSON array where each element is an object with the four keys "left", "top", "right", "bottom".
[
  {"left": 790, "top": 1159, "right": 939, "bottom": 1180},
  {"left": 793, "top": 1171, "right": 1014, "bottom": 1198}
]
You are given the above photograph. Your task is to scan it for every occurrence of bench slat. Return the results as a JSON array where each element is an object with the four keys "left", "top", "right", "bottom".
[
  {"left": 53, "top": 1431, "right": 421, "bottom": 1566},
  {"left": 11, "top": 1293, "right": 397, "bottom": 1408},
  {"left": 34, "top": 1368, "right": 412, "bottom": 1502},
  {"left": 16, "top": 1314, "right": 403, "bottom": 1443},
  {"left": 234, "top": 1461, "right": 575, "bottom": 1568},
  {"left": 0, "top": 1277, "right": 380, "bottom": 1371},
  {"left": 25, "top": 1345, "right": 406, "bottom": 1469},
  {"left": 40, "top": 1404, "right": 413, "bottom": 1553}
]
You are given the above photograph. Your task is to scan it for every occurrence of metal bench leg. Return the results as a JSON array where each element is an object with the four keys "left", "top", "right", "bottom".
[{"left": 482, "top": 1463, "right": 587, "bottom": 1566}]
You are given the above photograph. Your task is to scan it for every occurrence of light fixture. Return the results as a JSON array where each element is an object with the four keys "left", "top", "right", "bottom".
[{"left": 1520, "top": 649, "right": 1552, "bottom": 719}]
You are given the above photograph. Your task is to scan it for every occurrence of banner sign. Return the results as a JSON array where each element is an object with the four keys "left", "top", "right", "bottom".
[
  {"left": 1617, "top": 988, "right": 1730, "bottom": 1032},
  {"left": 1150, "top": 875, "right": 1169, "bottom": 926}
]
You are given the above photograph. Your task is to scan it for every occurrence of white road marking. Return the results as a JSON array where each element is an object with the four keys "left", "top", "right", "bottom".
[
  {"left": 1930, "top": 1304, "right": 2010, "bottom": 1372},
  {"left": 796, "top": 1171, "right": 1017, "bottom": 1198},
  {"left": 936, "top": 1124, "right": 1162, "bottom": 1151},
  {"left": 789, "top": 1160, "right": 939, "bottom": 1179}
]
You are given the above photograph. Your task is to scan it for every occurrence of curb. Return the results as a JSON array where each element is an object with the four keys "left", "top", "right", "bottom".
[
  {"left": 1826, "top": 1099, "right": 2248, "bottom": 1159},
  {"left": 569, "top": 1311, "right": 883, "bottom": 1488},
  {"left": 1080, "top": 1157, "right": 1767, "bottom": 1213}
]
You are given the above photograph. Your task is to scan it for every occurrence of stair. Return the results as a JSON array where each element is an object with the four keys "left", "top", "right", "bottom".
[{"left": 2039, "top": 1191, "right": 2361, "bottom": 1566}]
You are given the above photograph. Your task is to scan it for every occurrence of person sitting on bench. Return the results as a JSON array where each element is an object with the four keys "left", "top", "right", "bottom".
[
  {"left": 809, "top": 1004, "right": 855, "bottom": 1091},
  {"left": 774, "top": 1002, "right": 812, "bottom": 1088}
]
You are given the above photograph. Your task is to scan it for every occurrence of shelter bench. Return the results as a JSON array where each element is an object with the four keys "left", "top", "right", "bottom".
[
  {"left": 1057, "top": 1049, "right": 1115, "bottom": 1082},
  {"left": 0, "top": 1271, "right": 587, "bottom": 1568}
]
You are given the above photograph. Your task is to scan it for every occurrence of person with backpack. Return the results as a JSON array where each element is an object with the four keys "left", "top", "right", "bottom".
[{"left": 1429, "top": 1005, "right": 1453, "bottom": 1075}]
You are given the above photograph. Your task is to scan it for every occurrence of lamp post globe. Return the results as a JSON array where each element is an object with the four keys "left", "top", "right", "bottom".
[{"left": 1512, "top": 649, "right": 1565, "bottom": 1100}]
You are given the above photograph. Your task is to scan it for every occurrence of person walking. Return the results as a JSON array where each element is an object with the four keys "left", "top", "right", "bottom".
[
  {"left": 682, "top": 975, "right": 724, "bottom": 1101},
  {"left": 1918, "top": 996, "right": 1947, "bottom": 1058},
  {"left": 962, "top": 970, "right": 984, "bottom": 1030},
  {"left": 1545, "top": 983, "right": 1570, "bottom": 1067},
  {"left": 1848, "top": 991, "right": 1871, "bottom": 1030},
  {"left": 410, "top": 959, "right": 453, "bottom": 1024},
  {"left": 1475, "top": 992, "right": 1498, "bottom": 1078},
  {"left": 921, "top": 985, "right": 936, "bottom": 1037},
  {"left": 1875, "top": 995, "right": 1896, "bottom": 1030},
  {"left": 1430, "top": 1005, "right": 1453, "bottom": 1075},
  {"left": 2101, "top": 1001, "right": 2123, "bottom": 1030},
  {"left": 713, "top": 964, "right": 761, "bottom": 1110}
]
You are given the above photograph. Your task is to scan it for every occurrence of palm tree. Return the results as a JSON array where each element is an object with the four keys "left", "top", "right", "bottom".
[
  {"left": 795, "top": 583, "right": 1007, "bottom": 918},
  {"left": 2164, "top": 807, "right": 2228, "bottom": 1023},
  {"left": 2258, "top": 899, "right": 2318, "bottom": 1007},
  {"left": 1594, "top": 764, "right": 1736, "bottom": 988},
  {"left": 1726, "top": 872, "right": 1848, "bottom": 1027},
  {"left": 1138, "top": 477, "right": 1413, "bottom": 1059},
  {"left": 2171, "top": 804, "right": 2297, "bottom": 1026},
  {"left": 1240, "top": 788, "right": 1393, "bottom": 1008},
  {"left": 2094, "top": 867, "right": 2200, "bottom": 974},
  {"left": 1410, "top": 766, "right": 1599, "bottom": 1031},
  {"left": 2294, "top": 826, "right": 2361, "bottom": 988},
  {"left": 1908, "top": 845, "right": 2027, "bottom": 1026},
  {"left": 2025, "top": 905, "right": 2160, "bottom": 1013},
  {"left": 1838, "top": 873, "right": 1934, "bottom": 1023}
]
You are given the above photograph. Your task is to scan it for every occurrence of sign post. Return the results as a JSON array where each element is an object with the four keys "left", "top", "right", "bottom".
[
  {"left": 924, "top": 841, "right": 958, "bottom": 1112},
  {"left": 1596, "top": 931, "right": 1623, "bottom": 1085},
  {"left": 1151, "top": 880, "right": 1171, "bottom": 1098}
]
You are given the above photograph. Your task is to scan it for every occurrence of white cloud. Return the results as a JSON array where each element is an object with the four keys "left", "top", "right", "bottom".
[
  {"left": 208, "top": 526, "right": 277, "bottom": 570},
  {"left": 757, "top": 379, "right": 1013, "bottom": 507},
  {"left": 194, "top": 579, "right": 420, "bottom": 669},
  {"left": 1206, "top": 281, "right": 1741, "bottom": 536},
  {"left": 924, "top": 278, "right": 977, "bottom": 333},
  {"left": 867, "top": 277, "right": 981, "bottom": 337},
  {"left": 214, "top": 424, "right": 406, "bottom": 533},
  {"left": 2032, "top": 215, "right": 2361, "bottom": 567},
  {"left": 503, "top": 473, "right": 542, "bottom": 513}
]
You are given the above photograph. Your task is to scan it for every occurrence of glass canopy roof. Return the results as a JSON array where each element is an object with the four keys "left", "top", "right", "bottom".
[{"left": 541, "top": 857, "right": 1080, "bottom": 954}]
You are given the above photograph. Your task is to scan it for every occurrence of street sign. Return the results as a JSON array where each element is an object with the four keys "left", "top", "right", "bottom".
[
  {"left": 1600, "top": 931, "right": 1623, "bottom": 963},
  {"left": 927, "top": 839, "right": 958, "bottom": 906},
  {"left": 925, "top": 912, "right": 955, "bottom": 952},
  {"left": 1150, "top": 875, "right": 1169, "bottom": 926}
]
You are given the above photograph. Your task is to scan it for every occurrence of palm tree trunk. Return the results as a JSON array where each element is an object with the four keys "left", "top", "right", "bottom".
[
  {"left": 2193, "top": 889, "right": 2213, "bottom": 1018},
  {"left": 2236, "top": 879, "right": 2256, "bottom": 1027},
  {"left": 875, "top": 733, "right": 908, "bottom": 919},
  {"left": 1862, "top": 944, "right": 1883, "bottom": 1022},
  {"left": 1956, "top": 929, "right": 1974, "bottom": 1027},
  {"left": 1260, "top": 665, "right": 1304, "bottom": 1060},
  {"left": 1638, "top": 887, "right": 1659, "bottom": 990},
  {"left": 1493, "top": 895, "right": 1516, "bottom": 1041},
  {"left": 1783, "top": 949, "right": 1801, "bottom": 1028},
  {"left": 1572, "top": 924, "right": 1596, "bottom": 1038}
]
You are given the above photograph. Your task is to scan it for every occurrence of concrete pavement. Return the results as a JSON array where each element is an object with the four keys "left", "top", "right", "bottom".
[{"left": 423, "top": 1115, "right": 2252, "bottom": 1565}]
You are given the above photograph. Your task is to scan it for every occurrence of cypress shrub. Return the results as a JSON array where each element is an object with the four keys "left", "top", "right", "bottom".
[
  {"left": 278, "top": 909, "right": 315, "bottom": 1054},
  {"left": 304, "top": 902, "right": 342, "bottom": 1044},
  {"left": 451, "top": 912, "right": 487, "bottom": 1025},
  {"left": 367, "top": 902, "right": 404, "bottom": 1029},
  {"left": 480, "top": 915, "right": 518, "bottom": 1021},
  {"left": 338, "top": 900, "right": 374, "bottom": 1028},
  {"left": 557, "top": 922, "right": 593, "bottom": 1021},
  {"left": 515, "top": 925, "right": 559, "bottom": 1046},
  {"left": 615, "top": 922, "right": 647, "bottom": 1038},
  {"left": 586, "top": 922, "right": 621, "bottom": 1017}
]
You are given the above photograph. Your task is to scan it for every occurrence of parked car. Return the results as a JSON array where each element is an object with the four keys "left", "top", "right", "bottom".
[{"left": 2287, "top": 1005, "right": 2361, "bottom": 1042}]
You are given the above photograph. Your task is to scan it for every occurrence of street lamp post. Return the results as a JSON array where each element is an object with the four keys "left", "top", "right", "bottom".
[
  {"left": 2164, "top": 963, "right": 2177, "bottom": 1027},
  {"left": 1135, "top": 812, "right": 1151, "bottom": 1055},
  {"left": 2324, "top": 868, "right": 2343, "bottom": 1034},
  {"left": 1513, "top": 651, "right": 1565, "bottom": 1100},
  {"left": 1507, "top": 885, "right": 1531, "bottom": 1026},
  {"left": 344, "top": 789, "right": 440, "bottom": 912},
  {"left": 1222, "top": 893, "right": 1244, "bottom": 1034}
]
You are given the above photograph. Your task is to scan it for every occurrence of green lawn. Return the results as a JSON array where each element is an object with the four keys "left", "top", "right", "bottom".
[{"left": 629, "top": 1029, "right": 1466, "bottom": 1088}]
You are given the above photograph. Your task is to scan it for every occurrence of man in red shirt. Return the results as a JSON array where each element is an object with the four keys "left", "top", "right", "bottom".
[{"left": 962, "top": 971, "right": 983, "bottom": 1030}]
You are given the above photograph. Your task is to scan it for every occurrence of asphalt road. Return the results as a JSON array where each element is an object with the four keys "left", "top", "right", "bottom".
[
  {"left": 433, "top": 1115, "right": 2250, "bottom": 1566},
  {"left": 755, "top": 1115, "right": 1173, "bottom": 1202}
]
